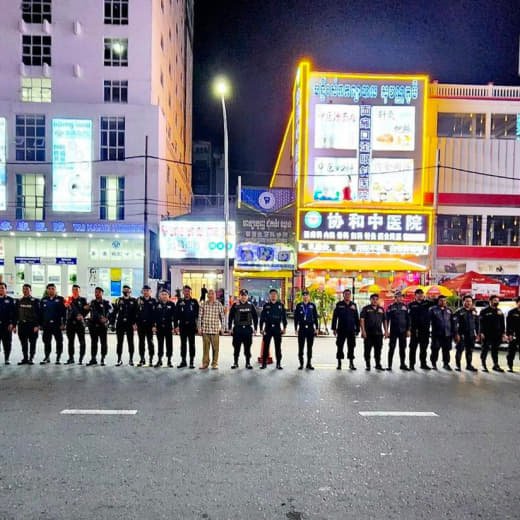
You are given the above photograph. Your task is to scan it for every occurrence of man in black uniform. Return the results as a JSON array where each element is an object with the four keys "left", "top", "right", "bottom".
[
  {"left": 453, "top": 294, "right": 479, "bottom": 372},
  {"left": 294, "top": 290, "right": 319, "bottom": 370},
  {"left": 506, "top": 297, "right": 520, "bottom": 372},
  {"left": 16, "top": 284, "right": 40, "bottom": 365},
  {"left": 136, "top": 285, "right": 156, "bottom": 367},
  {"left": 259, "top": 289, "right": 287, "bottom": 369},
  {"left": 228, "top": 289, "right": 258, "bottom": 369},
  {"left": 479, "top": 295, "right": 506, "bottom": 372},
  {"left": 408, "top": 288, "right": 431, "bottom": 370},
  {"left": 331, "top": 289, "right": 360, "bottom": 370},
  {"left": 429, "top": 295, "right": 455, "bottom": 370},
  {"left": 360, "top": 293, "right": 387, "bottom": 371},
  {"left": 39, "top": 283, "right": 66, "bottom": 364},
  {"left": 65, "top": 284, "right": 89, "bottom": 365},
  {"left": 87, "top": 287, "right": 112, "bottom": 366},
  {"left": 386, "top": 291, "right": 410, "bottom": 371},
  {"left": 174, "top": 285, "right": 199, "bottom": 369},
  {"left": 153, "top": 289, "right": 175, "bottom": 368},
  {"left": 110, "top": 284, "right": 138, "bottom": 366},
  {"left": 0, "top": 282, "right": 17, "bottom": 364}
]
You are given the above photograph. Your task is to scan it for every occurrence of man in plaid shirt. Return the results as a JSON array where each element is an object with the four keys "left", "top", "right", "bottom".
[{"left": 198, "top": 289, "right": 226, "bottom": 369}]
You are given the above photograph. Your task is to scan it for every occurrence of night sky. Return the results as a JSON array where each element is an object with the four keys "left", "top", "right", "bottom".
[{"left": 193, "top": 0, "right": 520, "bottom": 188}]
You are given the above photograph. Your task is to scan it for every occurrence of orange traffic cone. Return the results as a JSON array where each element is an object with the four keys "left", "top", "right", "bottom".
[{"left": 257, "top": 337, "right": 273, "bottom": 364}]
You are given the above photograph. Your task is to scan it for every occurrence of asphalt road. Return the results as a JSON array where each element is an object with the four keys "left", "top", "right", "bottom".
[{"left": 1, "top": 334, "right": 519, "bottom": 520}]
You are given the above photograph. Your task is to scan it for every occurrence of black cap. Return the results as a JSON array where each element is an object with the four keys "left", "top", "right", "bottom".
[
  {"left": 183, "top": 285, "right": 192, "bottom": 291},
  {"left": 95, "top": 286, "right": 104, "bottom": 292},
  {"left": 415, "top": 288, "right": 424, "bottom": 295},
  {"left": 239, "top": 289, "right": 248, "bottom": 295},
  {"left": 123, "top": 285, "right": 131, "bottom": 290},
  {"left": 302, "top": 290, "right": 310, "bottom": 296},
  {"left": 142, "top": 285, "right": 151, "bottom": 290},
  {"left": 394, "top": 291, "right": 402, "bottom": 297}
]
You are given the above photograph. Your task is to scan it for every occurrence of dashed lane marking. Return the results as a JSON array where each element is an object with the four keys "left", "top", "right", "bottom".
[
  {"left": 60, "top": 409, "right": 138, "bottom": 415},
  {"left": 359, "top": 411, "right": 438, "bottom": 417}
]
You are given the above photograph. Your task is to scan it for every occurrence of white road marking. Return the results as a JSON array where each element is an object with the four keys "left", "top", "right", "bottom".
[
  {"left": 359, "top": 411, "right": 438, "bottom": 417},
  {"left": 60, "top": 409, "right": 137, "bottom": 415}
]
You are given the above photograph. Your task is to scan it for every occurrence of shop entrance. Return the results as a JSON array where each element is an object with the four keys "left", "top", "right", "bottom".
[
  {"left": 181, "top": 271, "right": 223, "bottom": 301},
  {"left": 238, "top": 278, "right": 285, "bottom": 308},
  {"left": 14, "top": 263, "right": 78, "bottom": 298}
]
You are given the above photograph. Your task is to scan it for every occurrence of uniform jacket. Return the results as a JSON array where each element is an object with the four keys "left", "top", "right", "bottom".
[
  {"left": 110, "top": 296, "right": 138, "bottom": 328},
  {"left": 228, "top": 301, "right": 258, "bottom": 331},
  {"left": 0, "top": 296, "right": 17, "bottom": 327},
  {"left": 136, "top": 297, "right": 157, "bottom": 326},
  {"left": 331, "top": 300, "right": 360, "bottom": 334},
  {"left": 66, "top": 296, "right": 89, "bottom": 326},
  {"left": 479, "top": 306, "right": 505, "bottom": 340},
  {"left": 174, "top": 298, "right": 199, "bottom": 329},
  {"left": 453, "top": 307, "right": 479, "bottom": 339},
  {"left": 506, "top": 307, "right": 520, "bottom": 338},
  {"left": 387, "top": 302, "right": 410, "bottom": 335},
  {"left": 260, "top": 301, "right": 288, "bottom": 331},
  {"left": 360, "top": 305, "right": 387, "bottom": 336},
  {"left": 88, "top": 299, "right": 112, "bottom": 327},
  {"left": 408, "top": 300, "right": 431, "bottom": 332},
  {"left": 17, "top": 296, "right": 41, "bottom": 325},
  {"left": 40, "top": 296, "right": 66, "bottom": 328},
  {"left": 294, "top": 301, "right": 319, "bottom": 332},
  {"left": 429, "top": 305, "right": 455, "bottom": 338},
  {"left": 154, "top": 300, "right": 176, "bottom": 329}
]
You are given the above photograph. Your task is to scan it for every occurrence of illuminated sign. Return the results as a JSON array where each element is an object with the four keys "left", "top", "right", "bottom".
[
  {"left": 52, "top": 118, "right": 92, "bottom": 212},
  {"left": 236, "top": 243, "right": 296, "bottom": 270},
  {"left": 0, "top": 220, "right": 143, "bottom": 234},
  {"left": 299, "top": 242, "right": 429, "bottom": 256},
  {"left": 159, "top": 221, "right": 236, "bottom": 259},
  {"left": 0, "top": 118, "right": 6, "bottom": 211}
]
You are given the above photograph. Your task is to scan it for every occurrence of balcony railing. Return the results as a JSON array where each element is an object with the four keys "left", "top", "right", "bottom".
[{"left": 430, "top": 83, "right": 520, "bottom": 100}]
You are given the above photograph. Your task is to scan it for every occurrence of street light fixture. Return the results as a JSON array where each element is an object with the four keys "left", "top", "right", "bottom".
[{"left": 213, "top": 76, "right": 231, "bottom": 308}]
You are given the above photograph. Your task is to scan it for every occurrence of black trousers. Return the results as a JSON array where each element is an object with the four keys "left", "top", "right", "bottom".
[
  {"left": 18, "top": 322, "right": 38, "bottom": 360},
  {"left": 336, "top": 331, "right": 356, "bottom": 360},
  {"left": 156, "top": 326, "right": 173, "bottom": 359},
  {"left": 116, "top": 325, "right": 135, "bottom": 360},
  {"left": 481, "top": 337, "right": 501, "bottom": 366},
  {"left": 298, "top": 328, "right": 315, "bottom": 362},
  {"left": 42, "top": 326, "right": 63, "bottom": 359},
  {"left": 263, "top": 331, "right": 282, "bottom": 364},
  {"left": 409, "top": 329, "right": 429, "bottom": 367},
  {"left": 364, "top": 334, "right": 383, "bottom": 367},
  {"left": 0, "top": 326, "right": 12, "bottom": 361},
  {"left": 138, "top": 324, "right": 155, "bottom": 360},
  {"left": 507, "top": 339, "right": 519, "bottom": 368},
  {"left": 232, "top": 327, "right": 253, "bottom": 362},
  {"left": 388, "top": 332, "right": 407, "bottom": 368},
  {"left": 90, "top": 325, "right": 108, "bottom": 359},
  {"left": 455, "top": 336, "right": 475, "bottom": 368},
  {"left": 179, "top": 327, "right": 196, "bottom": 362},
  {"left": 431, "top": 336, "right": 452, "bottom": 366},
  {"left": 66, "top": 322, "right": 86, "bottom": 361}
]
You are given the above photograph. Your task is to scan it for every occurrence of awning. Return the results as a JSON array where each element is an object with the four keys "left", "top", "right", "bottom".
[{"left": 297, "top": 256, "right": 429, "bottom": 272}]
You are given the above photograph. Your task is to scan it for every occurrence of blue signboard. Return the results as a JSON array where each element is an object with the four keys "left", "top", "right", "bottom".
[
  {"left": 0, "top": 220, "right": 144, "bottom": 234},
  {"left": 56, "top": 257, "right": 77, "bottom": 265},
  {"left": 15, "top": 257, "right": 41, "bottom": 264}
]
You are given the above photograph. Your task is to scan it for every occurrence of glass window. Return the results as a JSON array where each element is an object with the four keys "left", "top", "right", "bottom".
[
  {"left": 487, "top": 215, "right": 519, "bottom": 246},
  {"left": 104, "top": 0, "right": 128, "bottom": 24},
  {"left": 437, "top": 113, "right": 486, "bottom": 138},
  {"left": 437, "top": 215, "right": 482, "bottom": 246},
  {"left": 21, "top": 0, "right": 52, "bottom": 23},
  {"left": 16, "top": 174, "right": 45, "bottom": 220},
  {"left": 491, "top": 114, "right": 518, "bottom": 140},
  {"left": 100, "top": 117, "right": 125, "bottom": 161},
  {"left": 104, "top": 38, "right": 128, "bottom": 67},
  {"left": 100, "top": 176, "right": 125, "bottom": 220},
  {"left": 103, "top": 80, "right": 128, "bottom": 103},
  {"left": 22, "top": 35, "right": 52, "bottom": 66},
  {"left": 21, "top": 78, "right": 51, "bottom": 103},
  {"left": 15, "top": 114, "right": 46, "bottom": 161}
]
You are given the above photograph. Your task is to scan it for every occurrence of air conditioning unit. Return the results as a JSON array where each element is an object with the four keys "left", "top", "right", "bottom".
[
  {"left": 73, "top": 64, "right": 82, "bottom": 78},
  {"left": 19, "top": 63, "right": 26, "bottom": 76},
  {"left": 43, "top": 19, "right": 51, "bottom": 34},
  {"left": 73, "top": 21, "right": 82, "bottom": 35},
  {"left": 19, "top": 19, "right": 28, "bottom": 34},
  {"left": 42, "top": 63, "right": 51, "bottom": 77}
]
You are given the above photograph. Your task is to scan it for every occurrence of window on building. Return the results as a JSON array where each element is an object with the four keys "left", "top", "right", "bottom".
[
  {"left": 487, "top": 215, "right": 519, "bottom": 246},
  {"left": 16, "top": 114, "right": 46, "bottom": 161},
  {"left": 22, "top": 35, "right": 52, "bottom": 66},
  {"left": 16, "top": 174, "right": 45, "bottom": 220},
  {"left": 103, "top": 80, "right": 128, "bottom": 103},
  {"left": 20, "top": 77, "right": 51, "bottom": 103},
  {"left": 437, "top": 113, "right": 486, "bottom": 138},
  {"left": 100, "top": 176, "right": 125, "bottom": 220},
  {"left": 104, "top": 0, "right": 128, "bottom": 24},
  {"left": 437, "top": 215, "right": 482, "bottom": 246},
  {"left": 104, "top": 38, "right": 128, "bottom": 66},
  {"left": 21, "top": 0, "right": 52, "bottom": 23},
  {"left": 100, "top": 116, "right": 125, "bottom": 161},
  {"left": 491, "top": 114, "right": 518, "bottom": 140}
]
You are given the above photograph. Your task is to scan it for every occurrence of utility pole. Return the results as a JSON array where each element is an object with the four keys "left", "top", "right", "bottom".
[{"left": 143, "top": 135, "right": 149, "bottom": 286}]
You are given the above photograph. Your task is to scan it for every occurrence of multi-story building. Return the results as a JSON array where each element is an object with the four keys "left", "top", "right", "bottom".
[{"left": 0, "top": 0, "right": 194, "bottom": 298}]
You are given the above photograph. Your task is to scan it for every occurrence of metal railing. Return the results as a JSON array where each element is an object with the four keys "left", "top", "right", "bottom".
[{"left": 430, "top": 83, "right": 520, "bottom": 99}]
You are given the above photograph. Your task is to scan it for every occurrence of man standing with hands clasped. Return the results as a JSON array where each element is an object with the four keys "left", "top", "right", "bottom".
[
  {"left": 331, "top": 288, "right": 360, "bottom": 370},
  {"left": 386, "top": 291, "right": 410, "bottom": 371},
  {"left": 198, "top": 288, "right": 225, "bottom": 370},
  {"left": 87, "top": 287, "right": 112, "bottom": 366},
  {"left": 174, "top": 285, "right": 199, "bottom": 369},
  {"left": 228, "top": 289, "right": 258, "bottom": 370},
  {"left": 360, "top": 293, "right": 388, "bottom": 371},
  {"left": 65, "top": 284, "right": 89, "bottom": 365},
  {"left": 453, "top": 294, "right": 479, "bottom": 372},
  {"left": 39, "top": 283, "right": 66, "bottom": 365},
  {"left": 260, "top": 289, "right": 287, "bottom": 370},
  {"left": 479, "top": 295, "right": 506, "bottom": 372},
  {"left": 294, "top": 290, "right": 319, "bottom": 370}
]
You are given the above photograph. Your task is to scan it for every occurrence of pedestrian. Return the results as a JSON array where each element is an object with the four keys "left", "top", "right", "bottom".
[
  {"left": 0, "top": 282, "right": 17, "bottom": 365},
  {"left": 110, "top": 285, "right": 138, "bottom": 366},
  {"left": 87, "top": 287, "right": 112, "bottom": 366},
  {"left": 153, "top": 290, "right": 175, "bottom": 367},
  {"left": 360, "top": 293, "right": 387, "bottom": 371},
  {"left": 429, "top": 295, "right": 455, "bottom": 370},
  {"left": 453, "top": 295, "right": 479, "bottom": 372},
  {"left": 65, "top": 284, "right": 89, "bottom": 365},
  {"left": 39, "top": 283, "right": 66, "bottom": 365},
  {"left": 16, "top": 284, "right": 40, "bottom": 365},
  {"left": 408, "top": 288, "right": 431, "bottom": 370},
  {"left": 386, "top": 291, "right": 410, "bottom": 371},
  {"left": 228, "top": 288, "right": 258, "bottom": 369},
  {"left": 198, "top": 288, "right": 225, "bottom": 369},
  {"left": 331, "top": 289, "right": 360, "bottom": 370},
  {"left": 200, "top": 284, "right": 208, "bottom": 302},
  {"left": 506, "top": 297, "right": 520, "bottom": 372},
  {"left": 136, "top": 285, "right": 157, "bottom": 367},
  {"left": 174, "top": 285, "right": 199, "bottom": 369},
  {"left": 294, "top": 289, "right": 319, "bottom": 370},
  {"left": 479, "top": 295, "right": 506, "bottom": 372},
  {"left": 259, "top": 289, "right": 287, "bottom": 369}
]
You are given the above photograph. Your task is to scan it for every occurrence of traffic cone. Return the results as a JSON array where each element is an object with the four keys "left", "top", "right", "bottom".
[{"left": 257, "top": 337, "right": 273, "bottom": 364}]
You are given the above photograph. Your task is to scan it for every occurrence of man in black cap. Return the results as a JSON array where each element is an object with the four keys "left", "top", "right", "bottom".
[
  {"left": 506, "top": 297, "right": 520, "bottom": 372},
  {"left": 65, "top": 284, "right": 89, "bottom": 365},
  {"left": 259, "top": 288, "right": 287, "bottom": 369},
  {"left": 360, "top": 293, "right": 387, "bottom": 371},
  {"left": 228, "top": 288, "right": 258, "bottom": 369},
  {"left": 87, "top": 287, "right": 112, "bottom": 366},
  {"left": 479, "top": 295, "right": 506, "bottom": 372},
  {"left": 0, "top": 282, "right": 17, "bottom": 365},
  {"left": 174, "top": 285, "right": 199, "bottom": 368},
  {"left": 429, "top": 295, "right": 455, "bottom": 370},
  {"left": 332, "top": 289, "right": 360, "bottom": 370},
  {"left": 453, "top": 294, "right": 479, "bottom": 372},
  {"left": 386, "top": 291, "right": 410, "bottom": 370},
  {"left": 408, "top": 288, "right": 431, "bottom": 370},
  {"left": 16, "top": 284, "right": 41, "bottom": 365},
  {"left": 136, "top": 285, "right": 157, "bottom": 366},
  {"left": 110, "top": 285, "right": 138, "bottom": 366},
  {"left": 294, "top": 290, "right": 319, "bottom": 370},
  {"left": 39, "top": 283, "right": 67, "bottom": 364},
  {"left": 153, "top": 289, "right": 176, "bottom": 367}
]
